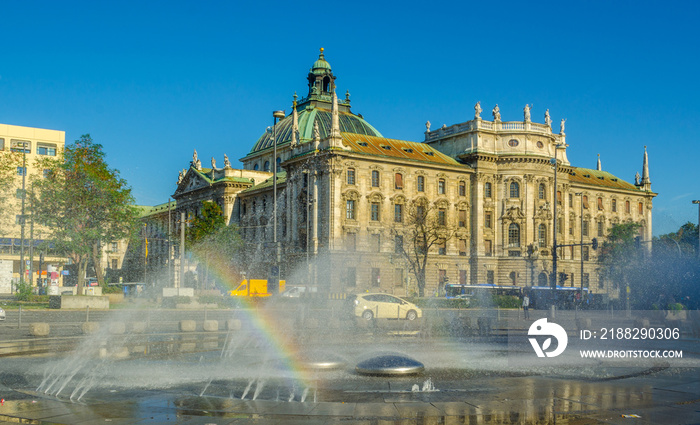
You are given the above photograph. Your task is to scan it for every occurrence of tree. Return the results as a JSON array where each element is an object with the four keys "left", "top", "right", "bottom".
[
  {"left": 186, "top": 201, "right": 244, "bottom": 290},
  {"left": 0, "top": 150, "right": 22, "bottom": 234},
  {"left": 597, "top": 222, "right": 642, "bottom": 310},
  {"left": 391, "top": 203, "right": 455, "bottom": 297},
  {"left": 30, "top": 135, "right": 140, "bottom": 294}
]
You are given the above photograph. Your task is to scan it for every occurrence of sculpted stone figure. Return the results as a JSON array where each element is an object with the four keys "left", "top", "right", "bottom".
[
  {"left": 474, "top": 101, "right": 482, "bottom": 119},
  {"left": 192, "top": 149, "right": 201, "bottom": 170},
  {"left": 492, "top": 104, "right": 501, "bottom": 121},
  {"left": 211, "top": 157, "right": 216, "bottom": 169},
  {"left": 635, "top": 172, "right": 641, "bottom": 185},
  {"left": 560, "top": 118, "right": 566, "bottom": 134},
  {"left": 524, "top": 104, "right": 531, "bottom": 122},
  {"left": 545, "top": 109, "right": 552, "bottom": 127},
  {"left": 224, "top": 154, "right": 231, "bottom": 168},
  {"left": 425, "top": 120, "right": 431, "bottom": 132},
  {"left": 177, "top": 170, "right": 184, "bottom": 184}
]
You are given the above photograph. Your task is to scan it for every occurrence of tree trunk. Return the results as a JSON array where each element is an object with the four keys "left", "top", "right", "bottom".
[
  {"left": 92, "top": 242, "right": 105, "bottom": 286},
  {"left": 417, "top": 269, "right": 426, "bottom": 297},
  {"left": 77, "top": 259, "right": 87, "bottom": 295}
]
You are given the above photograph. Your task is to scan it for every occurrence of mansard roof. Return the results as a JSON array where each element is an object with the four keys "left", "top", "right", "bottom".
[
  {"left": 340, "top": 133, "right": 467, "bottom": 169},
  {"left": 569, "top": 168, "right": 639, "bottom": 192}
]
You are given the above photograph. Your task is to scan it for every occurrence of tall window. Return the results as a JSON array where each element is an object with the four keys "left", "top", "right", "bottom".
[
  {"left": 582, "top": 246, "right": 590, "bottom": 261},
  {"left": 276, "top": 157, "right": 281, "bottom": 172},
  {"left": 597, "top": 221, "right": 604, "bottom": 237},
  {"left": 394, "top": 204, "right": 403, "bottom": 223},
  {"left": 459, "top": 181, "right": 466, "bottom": 197},
  {"left": 370, "top": 202, "right": 380, "bottom": 221},
  {"left": 263, "top": 161, "right": 270, "bottom": 172},
  {"left": 509, "top": 181, "right": 520, "bottom": 198},
  {"left": 417, "top": 175, "right": 425, "bottom": 192},
  {"left": 557, "top": 191, "right": 562, "bottom": 205},
  {"left": 484, "top": 240, "right": 492, "bottom": 256},
  {"left": 371, "top": 234, "right": 380, "bottom": 252},
  {"left": 394, "top": 235, "right": 403, "bottom": 253},
  {"left": 583, "top": 220, "right": 589, "bottom": 236},
  {"left": 346, "top": 200, "right": 356, "bottom": 219},
  {"left": 459, "top": 239, "right": 467, "bottom": 256},
  {"left": 111, "top": 259, "right": 118, "bottom": 269},
  {"left": 638, "top": 202, "right": 643, "bottom": 214},
  {"left": 538, "top": 183, "right": 545, "bottom": 200},
  {"left": 345, "top": 233, "right": 356, "bottom": 251},
  {"left": 438, "top": 179, "right": 446, "bottom": 195},
  {"left": 371, "top": 170, "right": 380, "bottom": 187},
  {"left": 538, "top": 224, "right": 547, "bottom": 246},
  {"left": 597, "top": 197, "right": 604, "bottom": 210},
  {"left": 394, "top": 173, "right": 403, "bottom": 190},
  {"left": 484, "top": 182, "right": 492, "bottom": 198},
  {"left": 508, "top": 223, "right": 520, "bottom": 247},
  {"left": 612, "top": 199, "right": 617, "bottom": 212},
  {"left": 458, "top": 209, "right": 466, "bottom": 227},
  {"left": 394, "top": 268, "right": 404, "bottom": 287},
  {"left": 485, "top": 212, "right": 492, "bottom": 229},
  {"left": 438, "top": 208, "right": 446, "bottom": 226},
  {"left": 347, "top": 168, "right": 355, "bottom": 185},
  {"left": 438, "top": 239, "right": 446, "bottom": 255},
  {"left": 416, "top": 205, "right": 426, "bottom": 222},
  {"left": 626, "top": 200, "right": 630, "bottom": 213},
  {"left": 111, "top": 242, "right": 118, "bottom": 251},
  {"left": 583, "top": 195, "right": 589, "bottom": 209}
]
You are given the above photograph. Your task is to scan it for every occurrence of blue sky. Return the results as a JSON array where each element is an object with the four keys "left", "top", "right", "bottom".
[{"left": 1, "top": 0, "right": 698, "bottom": 235}]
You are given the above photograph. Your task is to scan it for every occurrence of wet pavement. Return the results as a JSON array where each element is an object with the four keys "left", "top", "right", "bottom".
[{"left": 0, "top": 307, "right": 698, "bottom": 424}]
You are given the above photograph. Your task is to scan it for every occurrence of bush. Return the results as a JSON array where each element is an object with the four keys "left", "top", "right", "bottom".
[
  {"left": 197, "top": 294, "right": 222, "bottom": 305},
  {"left": 102, "top": 284, "right": 123, "bottom": 294},
  {"left": 14, "top": 281, "right": 33, "bottom": 301},
  {"left": 161, "top": 295, "right": 193, "bottom": 308},
  {"left": 667, "top": 302, "right": 685, "bottom": 311}
]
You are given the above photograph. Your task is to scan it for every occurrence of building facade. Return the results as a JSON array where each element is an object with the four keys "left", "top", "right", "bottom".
[
  {"left": 0, "top": 124, "right": 67, "bottom": 293},
  {"left": 166, "top": 50, "right": 655, "bottom": 298}
]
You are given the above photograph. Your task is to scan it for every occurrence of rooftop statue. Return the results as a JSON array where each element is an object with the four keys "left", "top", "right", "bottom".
[
  {"left": 211, "top": 157, "right": 217, "bottom": 169},
  {"left": 224, "top": 154, "right": 231, "bottom": 168},
  {"left": 492, "top": 104, "right": 501, "bottom": 121},
  {"left": 545, "top": 109, "right": 552, "bottom": 127},
  {"left": 177, "top": 169, "right": 184, "bottom": 184},
  {"left": 635, "top": 172, "right": 641, "bottom": 185},
  {"left": 560, "top": 118, "right": 566, "bottom": 134},
  {"left": 524, "top": 104, "right": 531, "bottom": 122},
  {"left": 425, "top": 121, "right": 431, "bottom": 132},
  {"left": 474, "top": 101, "right": 482, "bottom": 119},
  {"left": 192, "top": 149, "right": 201, "bottom": 170}
]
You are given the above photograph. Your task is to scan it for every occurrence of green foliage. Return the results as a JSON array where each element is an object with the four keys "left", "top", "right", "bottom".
[
  {"left": 161, "top": 296, "right": 193, "bottom": 308},
  {"left": 30, "top": 135, "right": 140, "bottom": 290},
  {"left": 102, "top": 284, "right": 123, "bottom": 294},
  {"left": 197, "top": 294, "right": 222, "bottom": 305},
  {"left": 187, "top": 201, "right": 227, "bottom": 246},
  {"left": 14, "top": 281, "right": 34, "bottom": 301}
]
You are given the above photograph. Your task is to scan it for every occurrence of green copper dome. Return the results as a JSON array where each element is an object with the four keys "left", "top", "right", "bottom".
[
  {"left": 311, "top": 48, "right": 331, "bottom": 72},
  {"left": 249, "top": 107, "right": 383, "bottom": 154}
]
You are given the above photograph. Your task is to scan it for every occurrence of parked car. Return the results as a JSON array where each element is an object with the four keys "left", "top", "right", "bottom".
[
  {"left": 0, "top": 307, "right": 5, "bottom": 321},
  {"left": 350, "top": 293, "right": 422, "bottom": 321}
]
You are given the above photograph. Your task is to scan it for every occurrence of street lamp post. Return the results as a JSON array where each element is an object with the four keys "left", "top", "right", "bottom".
[
  {"left": 575, "top": 192, "right": 584, "bottom": 291},
  {"left": 272, "top": 110, "right": 285, "bottom": 291},
  {"left": 550, "top": 143, "right": 565, "bottom": 308},
  {"left": 19, "top": 143, "right": 27, "bottom": 288},
  {"left": 693, "top": 200, "right": 700, "bottom": 259}
]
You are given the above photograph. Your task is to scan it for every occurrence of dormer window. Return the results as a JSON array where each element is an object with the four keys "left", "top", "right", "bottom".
[
  {"left": 403, "top": 148, "right": 413, "bottom": 153},
  {"left": 424, "top": 151, "right": 434, "bottom": 156},
  {"left": 358, "top": 142, "right": 368, "bottom": 147},
  {"left": 381, "top": 145, "right": 391, "bottom": 150}
]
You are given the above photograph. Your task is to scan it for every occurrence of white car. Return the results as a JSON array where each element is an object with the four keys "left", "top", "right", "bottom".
[
  {"left": 0, "top": 307, "right": 5, "bottom": 321},
  {"left": 351, "top": 293, "right": 422, "bottom": 321}
]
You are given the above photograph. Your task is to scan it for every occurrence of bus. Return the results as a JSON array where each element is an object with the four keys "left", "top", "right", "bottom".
[
  {"left": 526, "top": 286, "right": 589, "bottom": 309},
  {"left": 445, "top": 284, "right": 522, "bottom": 299}
]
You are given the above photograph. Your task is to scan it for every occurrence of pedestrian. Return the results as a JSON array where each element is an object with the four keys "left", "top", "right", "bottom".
[{"left": 522, "top": 294, "right": 530, "bottom": 319}]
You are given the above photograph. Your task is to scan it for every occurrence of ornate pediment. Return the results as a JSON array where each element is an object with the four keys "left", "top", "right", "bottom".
[
  {"left": 503, "top": 206, "right": 526, "bottom": 222},
  {"left": 174, "top": 168, "right": 210, "bottom": 196}
]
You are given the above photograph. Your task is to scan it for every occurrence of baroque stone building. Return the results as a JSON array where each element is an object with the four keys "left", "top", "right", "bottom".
[{"left": 168, "top": 50, "right": 655, "bottom": 298}]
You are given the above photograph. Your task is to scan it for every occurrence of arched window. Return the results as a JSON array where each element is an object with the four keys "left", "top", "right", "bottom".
[
  {"left": 538, "top": 183, "right": 545, "bottom": 200},
  {"left": 508, "top": 223, "right": 520, "bottom": 247},
  {"left": 371, "top": 170, "right": 380, "bottom": 187},
  {"left": 276, "top": 157, "right": 281, "bottom": 172},
  {"left": 538, "top": 272, "right": 548, "bottom": 286},
  {"left": 538, "top": 224, "right": 547, "bottom": 246},
  {"left": 484, "top": 182, "right": 492, "bottom": 198},
  {"left": 509, "top": 181, "right": 520, "bottom": 198},
  {"left": 417, "top": 175, "right": 425, "bottom": 192},
  {"left": 323, "top": 76, "right": 331, "bottom": 92},
  {"left": 263, "top": 161, "right": 270, "bottom": 172},
  {"left": 347, "top": 168, "right": 355, "bottom": 185},
  {"left": 253, "top": 163, "right": 259, "bottom": 171},
  {"left": 438, "top": 178, "right": 446, "bottom": 195}
]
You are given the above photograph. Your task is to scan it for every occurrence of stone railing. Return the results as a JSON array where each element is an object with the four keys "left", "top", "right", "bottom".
[{"left": 425, "top": 119, "right": 553, "bottom": 141}]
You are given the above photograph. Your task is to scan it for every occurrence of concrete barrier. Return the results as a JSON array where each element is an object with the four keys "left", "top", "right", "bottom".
[
  {"left": 29, "top": 323, "right": 50, "bottom": 337},
  {"left": 203, "top": 320, "right": 219, "bottom": 332},
  {"left": 82, "top": 322, "right": 100, "bottom": 334},
  {"left": 60, "top": 295, "right": 109, "bottom": 310},
  {"left": 576, "top": 318, "right": 592, "bottom": 332},
  {"left": 131, "top": 322, "right": 147, "bottom": 334},
  {"left": 109, "top": 322, "right": 126, "bottom": 335},
  {"left": 225, "top": 319, "right": 242, "bottom": 331},
  {"left": 179, "top": 320, "right": 196, "bottom": 332},
  {"left": 634, "top": 318, "right": 650, "bottom": 328}
]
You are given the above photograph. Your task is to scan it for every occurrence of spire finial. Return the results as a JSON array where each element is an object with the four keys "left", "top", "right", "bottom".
[
  {"left": 596, "top": 153, "right": 601, "bottom": 171},
  {"left": 641, "top": 145, "right": 651, "bottom": 186},
  {"left": 319, "top": 47, "right": 324, "bottom": 59}
]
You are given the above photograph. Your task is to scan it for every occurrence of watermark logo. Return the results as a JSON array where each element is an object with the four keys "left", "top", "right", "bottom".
[{"left": 528, "top": 318, "right": 568, "bottom": 357}]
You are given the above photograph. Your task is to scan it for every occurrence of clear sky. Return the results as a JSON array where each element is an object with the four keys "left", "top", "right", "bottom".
[{"left": 1, "top": 0, "right": 698, "bottom": 236}]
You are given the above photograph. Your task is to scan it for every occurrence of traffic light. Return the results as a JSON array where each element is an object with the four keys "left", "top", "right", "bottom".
[
  {"left": 559, "top": 272, "right": 569, "bottom": 285},
  {"left": 591, "top": 238, "right": 598, "bottom": 250}
]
